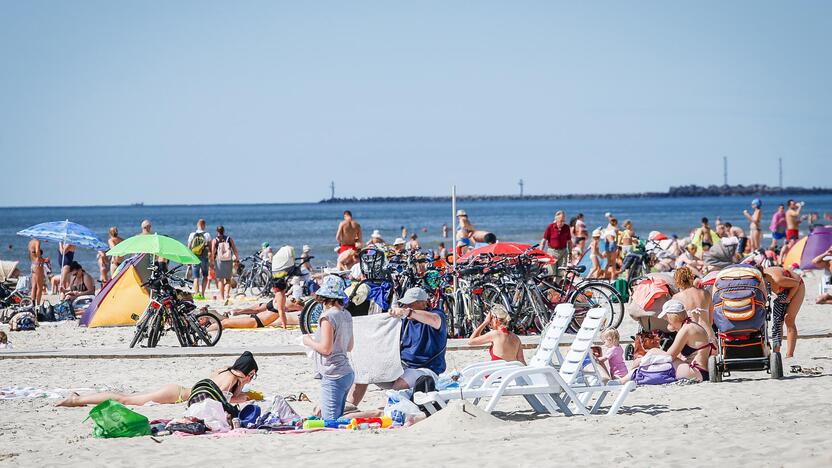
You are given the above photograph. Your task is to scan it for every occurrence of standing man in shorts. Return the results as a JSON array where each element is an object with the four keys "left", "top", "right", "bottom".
[
  {"left": 540, "top": 210, "right": 572, "bottom": 275},
  {"left": 187, "top": 219, "right": 211, "bottom": 300},
  {"left": 786, "top": 199, "right": 803, "bottom": 241},
  {"left": 336, "top": 210, "right": 363, "bottom": 254}
]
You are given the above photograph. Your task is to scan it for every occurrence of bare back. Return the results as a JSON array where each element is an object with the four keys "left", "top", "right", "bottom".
[
  {"left": 673, "top": 287, "right": 711, "bottom": 314},
  {"left": 786, "top": 208, "right": 800, "bottom": 230},
  {"left": 490, "top": 330, "right": 523, "bottom": 363},
  {"left": 337, "top": 220, "right": 361, "bottom": 246}
]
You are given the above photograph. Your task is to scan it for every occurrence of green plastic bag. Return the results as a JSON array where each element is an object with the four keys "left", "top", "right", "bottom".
[
  {"left": 612, "top": 279, "right": 629, "bottom": 303},
  {"left": 85, "top": 400, "right": 151, "bottom": 438}
]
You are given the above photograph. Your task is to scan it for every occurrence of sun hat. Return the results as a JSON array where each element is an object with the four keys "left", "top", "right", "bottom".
[
  {"left": 393, "top": 237, "right": 406, "bottom": 246},
  {"left": 316, "top": 275, "right": 346, "bottom": 300},
  {"left": 399, "top": 287, "right": 429, "bottom": 305},
  {"left": 302, "top": 245, "right": 311, "bottom": 252},
  {"left": 657, "top": 299, "right": 686, "bottom": 318},
  {"left": 371, "top": 230, "right": 382, "bottom": 239},
  {"left": 591, "top": 229, "right": 602, "bottom": 238},
  {"left": 456, "top": 209, "right": 467, "bottom": 217}
]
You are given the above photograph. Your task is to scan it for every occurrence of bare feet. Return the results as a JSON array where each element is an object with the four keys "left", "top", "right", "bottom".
[{"left": 56, "top": 392, "right": 81, "bottom": 407}]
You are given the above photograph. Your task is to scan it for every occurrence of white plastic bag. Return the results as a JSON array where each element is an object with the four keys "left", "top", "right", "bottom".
[
  {"left": 384, "top": 398, "right": 422, "bottom": 419},
  {"left": 184, "top": 399, "right": 231, "bottom": 432}
]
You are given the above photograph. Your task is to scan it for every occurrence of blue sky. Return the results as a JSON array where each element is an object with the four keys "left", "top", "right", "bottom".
[{"left": 1, "top": 1, "right": 829, "bottom": 206}]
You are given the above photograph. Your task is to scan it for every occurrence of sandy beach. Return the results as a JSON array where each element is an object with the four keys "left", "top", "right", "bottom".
[{"left": 1, "top": 273, "right": 830, "bottom": 467}]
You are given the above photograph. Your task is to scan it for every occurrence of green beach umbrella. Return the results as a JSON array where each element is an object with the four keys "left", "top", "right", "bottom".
[{"left": 107, "top": 234, "right": 200, "bottom": 264}]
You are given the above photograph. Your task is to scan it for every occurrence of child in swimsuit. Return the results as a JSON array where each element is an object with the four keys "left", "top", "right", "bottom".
[{"left": 468, "top": 305, "right": 525, "bottom": 364}]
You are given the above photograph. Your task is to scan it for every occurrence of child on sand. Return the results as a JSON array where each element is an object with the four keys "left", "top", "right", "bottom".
[
  {"left": 468, "top": 305, "right": 525, "bottom": 364},
  {"left": 594, "top": 329, "right": 628, "bottom": 381},
  {"left": 302, "top": 275, "right": 354, "bottom": 419}
]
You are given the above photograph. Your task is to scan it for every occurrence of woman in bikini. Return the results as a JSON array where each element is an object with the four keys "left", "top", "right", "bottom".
[
  {"left": 672, "top": 266, "right": 714, "bottom": 342},
  {"left": 468, "top": 305, "right": 525, "bottom": 364},
  {"left": 588, "top": 229, "right": 603, "bottom": 279},
  {"left": 57, "top": 352, "right": 258, "bottom": 409},
  {"left": 218, "top": 277, "right": 298, "bottom": 329},
  {"left": 108, "top": 226, "right": 124, "bottom": 277},
  {"left": 743, "top": 199, "right": 763, "bottom": 251},
  {"left": 623, "top": 300, "right": 714, "bottom": 382},
  {"left": 28, "top": 239, "right": 45, "bottom": 306},
  {"left": 62, "top": 262, "right": 95, "bottom": 302},
  {"left": 763, "top": 266, "right": 805, "bottom": 358}
]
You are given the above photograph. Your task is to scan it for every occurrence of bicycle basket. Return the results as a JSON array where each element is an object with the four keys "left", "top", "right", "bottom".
[{"left": 359, "top": 248, "right": 387, "bottom": 281}]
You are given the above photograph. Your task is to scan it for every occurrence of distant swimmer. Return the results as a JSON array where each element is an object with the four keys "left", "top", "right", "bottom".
[{"left": 336, "top": 210, "right": 363, "bottom": 254}]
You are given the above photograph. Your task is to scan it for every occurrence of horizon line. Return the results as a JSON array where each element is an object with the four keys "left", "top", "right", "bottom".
[{"left": 2, "top": 185, "right": 830, "bottom": 210}]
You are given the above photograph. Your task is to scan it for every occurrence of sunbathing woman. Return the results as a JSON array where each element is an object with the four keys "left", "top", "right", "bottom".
[
  {"left": 763, "top": 266, "right": 805, "bottom": 358},
  {"left": 468, "top": 305, "right": 525, "bottom": 364},
  {"left": 57, "top": 351, "right": 258, "bottom": 409},
  {"left": 219, "top": 277, "right": 299, "bottom": 328},
  {"left": 671, "top": 266, "right": 714, "bottom": 342},
  {"left": 622, "top": 300, "right": 714, "bottom": 382}
]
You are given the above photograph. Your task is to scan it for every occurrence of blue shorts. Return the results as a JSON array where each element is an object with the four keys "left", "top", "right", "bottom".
[
  {"left": 772, "top": 231, "right": 785, "bottom": 240},
  {"left": 192, "top": 257, "right": 209, "bottom": 279}
]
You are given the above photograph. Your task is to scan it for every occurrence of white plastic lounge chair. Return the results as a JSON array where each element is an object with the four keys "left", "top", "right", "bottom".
[
  {"left": 457, "top": 303, "right": 576, "bottom": 389},
  {"left": 416, "top": 307, "right": 635, "bottom": 416}
]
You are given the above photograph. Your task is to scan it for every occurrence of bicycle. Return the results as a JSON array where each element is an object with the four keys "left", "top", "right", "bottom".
[
  {"left": 130, "top": 265, "right": 223, "bottom": 348},
  {"left": 235, "top": 253, "right": 272, "bottom": 297}
]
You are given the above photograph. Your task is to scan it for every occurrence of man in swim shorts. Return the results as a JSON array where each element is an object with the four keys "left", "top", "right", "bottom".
[
  {"left": 336, "top": 210, "right": 363, "bottom": 253},
  {"left": 786, "top": 199, "right": 803, "bottom": 241}
]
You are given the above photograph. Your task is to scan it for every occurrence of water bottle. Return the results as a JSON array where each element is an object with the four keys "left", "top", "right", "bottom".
[{"left": 232, "top": 418, "right": 241, "bottom": 429}]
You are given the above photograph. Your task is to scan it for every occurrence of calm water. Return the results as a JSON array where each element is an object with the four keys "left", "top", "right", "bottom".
[{"left": 2, "top": 194, "right": 831, "bottom": 275}]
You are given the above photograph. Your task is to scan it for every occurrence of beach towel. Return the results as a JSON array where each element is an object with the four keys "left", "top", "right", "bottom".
[
  {"left": 350, "top": 314, "right": 403, "bottom": 384},
  {"left": 631, "top": 275, "right": 670, "bottom": 310}
]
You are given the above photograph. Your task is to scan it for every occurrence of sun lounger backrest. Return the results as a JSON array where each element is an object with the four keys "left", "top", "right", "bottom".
[
  {"left": 528, "top": 303, "right": 575, "bottom": 368},
  {"left": 558, "top": 307, "right": 605, "bottom": 385}
]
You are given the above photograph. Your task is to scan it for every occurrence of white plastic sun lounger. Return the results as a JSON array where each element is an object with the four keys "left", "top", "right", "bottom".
[
  {"left": 416, "top": 307, "right": 635, "bottom": 416},
  {"left": 456, "top": 303, "right": 576, "bottom": 390}
]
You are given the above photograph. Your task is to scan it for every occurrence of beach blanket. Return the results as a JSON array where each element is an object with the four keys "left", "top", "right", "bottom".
[
  {"left": 350, "top": 314, "right": 403, "bottom": 384},
  {"left": 0, "top": 386, "right": 96, "bottom": 400}
]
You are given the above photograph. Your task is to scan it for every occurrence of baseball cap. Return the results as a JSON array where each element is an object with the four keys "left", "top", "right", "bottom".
[
  {"left": 302, "top": 245, "right": 311, "bottom": 252},
  {"left": 399, "top": 287, "right": 429, "bottom": 305},
  {"left": 657, "top": 299, "right": 686, "bottom": 318}
]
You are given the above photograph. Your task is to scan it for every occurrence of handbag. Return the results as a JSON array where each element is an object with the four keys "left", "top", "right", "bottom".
[
  {"left": 631, "top": 362, "right": 677, "bottom": 386},
  {"left": 632, "top": 330, "right": 661, "bottom": 359},
  {"left": 37, "top": 301, "right": 55, "bottom": 322}
]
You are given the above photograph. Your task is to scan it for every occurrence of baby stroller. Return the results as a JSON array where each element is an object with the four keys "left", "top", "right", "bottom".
[
  {"left": 624, "top": 272, "right": 678, "bottom": 360},
  {"left": 708, "top": 264, "right": 783, "bottom": 382}
]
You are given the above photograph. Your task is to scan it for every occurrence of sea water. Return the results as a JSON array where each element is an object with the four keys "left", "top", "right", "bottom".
[{"left": 1, "top": 194, "right": 830, "bottom": 274}]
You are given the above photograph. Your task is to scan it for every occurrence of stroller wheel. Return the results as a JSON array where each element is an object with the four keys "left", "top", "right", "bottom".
[
  {"left": 770, "top": 352, "right": 784, "bottom": 379},
  {"left": 624, "top": 344, "right": 634, "bottom": 361},
  {"left": 708, "top": 355, "right": 721, "bottom": 383}
]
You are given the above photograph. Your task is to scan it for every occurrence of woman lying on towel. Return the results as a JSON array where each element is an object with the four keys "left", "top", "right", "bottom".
[
  {"left": 57, "top": 351, "right": 258, "bottom": 410},
  {"left": 468, "top": 305, "right": 525, "bottom": 364},
  {"left": 219, "top": 277, "right": 300, "bottom": 328}
]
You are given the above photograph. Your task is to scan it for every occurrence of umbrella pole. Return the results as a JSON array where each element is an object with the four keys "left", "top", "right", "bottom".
[{"left": 452, "top": 185, "right": 457, "bottom": 294}]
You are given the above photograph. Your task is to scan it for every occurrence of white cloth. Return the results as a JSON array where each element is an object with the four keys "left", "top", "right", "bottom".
[
  {"left": 184, "top": 399, "right": 230, "bottom": 432},
  {"left": 0, "top": 386, "right": 96, "bottom": 400},
  {"left": 350, "top": 314, "right": 403, "bottom": 384}
]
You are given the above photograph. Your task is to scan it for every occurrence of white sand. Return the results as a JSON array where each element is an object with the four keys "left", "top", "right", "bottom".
[{"left": 1, "top": 274, "right": 831, "bottom": 466}]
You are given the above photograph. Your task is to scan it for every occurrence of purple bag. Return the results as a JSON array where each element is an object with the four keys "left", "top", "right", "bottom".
[{"left": 631, "top": 363, "right": 676, "bottom": 385}]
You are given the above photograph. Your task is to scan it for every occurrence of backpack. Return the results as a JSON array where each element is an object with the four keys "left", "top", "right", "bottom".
[
  {"left": 271, "top": 246, "right": 296, "bottom": 278},
  {"left": 712, "top": 264, "right": 767, "bottom": 333},
  {"left": 53, "top": 300, "right": 77, "bottom": 321},
  {"left": 190, "top": 232, "right": 207, "bottom": 257},
  {"left": 631, "top": 362, "right": 677, "bottom": 386},
  {"left": 216, "top": 236, "right": 233, "bottom": 262},
  {"left": 36, "top": 301, "right": 56, "bottom": 322},
  {"left": 10, "top": 309, "right": 36, "bottom": 331}
]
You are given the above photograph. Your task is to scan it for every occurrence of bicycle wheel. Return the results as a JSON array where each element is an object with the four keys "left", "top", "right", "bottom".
[
  {"left": 443, "top": 295, "right": 458, "bottom": 338},
  {"left": 299, "top": 299, "right": 323, "bottom": 335},
  {"left": 235, "top": 270, "right": 253, "bottom": 296},
  {"left": 569, "top": 283, "right": 620, "bottom": 331},
  {"left": 188, "top": 311, "right": 223, "bottom": 346},
  {"left": 20, "top": 297, "right": 33, "bottom": 308},
  {"left": 583, "top": 281, "right": 624, "bottom": 328},
  {"left": 129, "top": 309, "right": 152, "bottom": 348},
  {"left": 169, "top": 310, "right": 191, "bottom": 347},
  {"left": 146, "top": 311, "right": 164, "bottom": 348},
  {"left": 250, "top": 270, "right": 270, "bottom": 297}
]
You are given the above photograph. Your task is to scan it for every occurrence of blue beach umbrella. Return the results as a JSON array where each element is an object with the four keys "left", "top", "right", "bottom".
[{"left": 17, "top": 219, "right": 108, "bottom": 251}]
